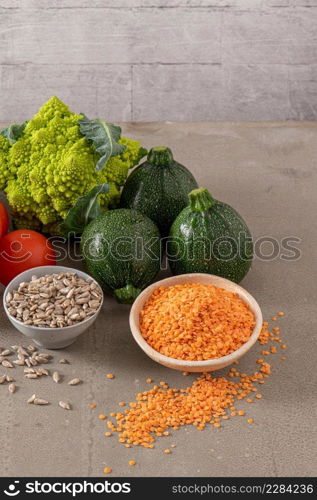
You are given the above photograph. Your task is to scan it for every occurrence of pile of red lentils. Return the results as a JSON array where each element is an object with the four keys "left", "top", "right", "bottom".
[
  {"left": 139, "top": 283, "right": 255, "bottom": 361},
  {"left": 93, "top": 312, "right": 286, "bottom": 474}
]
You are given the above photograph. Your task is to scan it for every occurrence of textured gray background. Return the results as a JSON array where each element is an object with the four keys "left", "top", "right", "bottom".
[{"left": 0, "top": 0, "right": 317, "bottom": 122}]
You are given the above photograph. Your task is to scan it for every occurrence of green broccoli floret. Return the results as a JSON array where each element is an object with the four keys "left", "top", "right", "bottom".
[{"left": 0, "top": 97, "right": 146, "bottom": 234}]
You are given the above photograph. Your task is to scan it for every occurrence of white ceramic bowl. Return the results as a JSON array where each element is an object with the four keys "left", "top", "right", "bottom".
[
  {"left": 3, "top": 265, "right": 103, "bottom": 349},
  {"left": 130, "top": 273, "right": 263, "bottom": 372}
]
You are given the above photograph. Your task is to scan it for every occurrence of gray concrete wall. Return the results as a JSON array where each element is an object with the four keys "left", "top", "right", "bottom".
[{"left": 0, "top": 0, "right": 316, "bottom": 121}]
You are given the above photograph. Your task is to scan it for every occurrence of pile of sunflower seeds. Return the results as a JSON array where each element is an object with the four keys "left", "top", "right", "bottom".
[
  {"left": 0, "top": 344, "right": 81, "bottom": 409},
  {"left": 5, "top": 272, "right": 102, "bottom": 328}
]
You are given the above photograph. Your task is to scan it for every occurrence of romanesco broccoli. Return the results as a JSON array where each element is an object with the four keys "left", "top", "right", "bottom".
[{"left": 0, "top": 97, "right": 146, "bottom": 234}]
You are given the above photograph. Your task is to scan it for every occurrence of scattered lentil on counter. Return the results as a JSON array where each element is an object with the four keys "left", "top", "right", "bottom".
[{"left": 99, "top": 315, "right": 286, "bottom": 451}]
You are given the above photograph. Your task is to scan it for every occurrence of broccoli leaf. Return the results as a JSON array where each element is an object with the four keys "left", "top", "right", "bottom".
[
  {"left": 79, "top": 116, "right": 126, "bottom": 171},
  {"left": 0, "top": 121, "right": 27, "bottom": 144},
  {"left": 60, "top": 183, "right": 109, "bottom": 237}
]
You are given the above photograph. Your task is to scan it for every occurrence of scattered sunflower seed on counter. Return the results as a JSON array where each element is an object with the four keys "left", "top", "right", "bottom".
[
  {"left": 0, "top": 344, "right": 83, "bottom": 410},
  {"left": 52, "top": 371, "right": 61, "bottom": 383},
  {"left": 68, "top": 378, "right": 81, "bottom": 386},
  {"left": 59, "top": 401, "right": 71, "bottom": 410},
  {"left": 5, "top": 272, "right": 103, "bottom": 328}
]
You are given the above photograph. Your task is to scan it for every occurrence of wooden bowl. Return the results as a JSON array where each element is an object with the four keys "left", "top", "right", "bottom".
[{"left": 130, "top": 273, "right": 263, "bottom": 372}]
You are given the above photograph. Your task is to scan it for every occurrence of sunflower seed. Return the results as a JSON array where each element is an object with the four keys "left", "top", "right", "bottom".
[
  {"left": 18, "top": 347, "right": 29, "bottom": 357},
  {"left": 52, "top": 371, "right": 61, "bottom": 383},
  {"left": 27, "top": 345, "right": 37, "bottom": 352},
  {"left": 67, "top": 307, "right": 78, "bottom": 317},
  {"left": 75, "top": 297, "right": 90, "bottom": 305},
  {"left": 24, "top": 368, "right": 35, "bottom": 374},
  {"left": 37, "top": 353, "right": 51, "bottom": 359},
  {"left": 23, "top": 310, "right": 30, "bottom": 321},
  {"left": 13, "top": 359, "right": 25, "bottom": 366},
  {"left": 66, "top": 288, "right": 75, "bottom": 299},
  {"left": 70, "top": 313, "right": 80, "bottom": 320},
  {"left": 34, "top": 398, "right": 49, "bottom": 405},
  {"left": 6, "top": 375, "right": 14, "bottom": 382},
  {"left": 0, "top": 375, "right": 6, "bottom": 384},
  {"left": 27, "top": 394, "right": 36, "bottom": 404},
  {"left": 68, "top": 378, "right": 81, "bottom": 386},
  {"left": 59, "top": 359, "right": 69, "bottom": 364},
  {"left": 59, "top": 401, "right": 71, "bottom": 410},
  {"left": 35, "top": 356, "right": 48, "bottom": 364},
  {"left": 2, "top": 360, "right": 13, "bottom": 368},
  {"left": 1, "top": 349, "right": 12, "bottom": 356},
  {"left": 88, "top": 300, "right": 100, "bottom": 309},
  {"left": 8, "top": 383, "right": 16, "bottom": 393},
  {"left": 25, "top": 373, "right": 38, "bottom": 379},
  {"left": 37, "top": 367, "right": 49, "bottom": 376}
]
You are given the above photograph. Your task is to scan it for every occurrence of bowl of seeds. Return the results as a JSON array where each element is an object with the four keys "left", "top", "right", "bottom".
[{"left": 3, "top": 266, "right": 103, "bottom": 349}]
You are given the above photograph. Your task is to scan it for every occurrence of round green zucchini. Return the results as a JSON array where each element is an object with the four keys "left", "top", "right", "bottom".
[
  {"left": 168, "top": 188, "right": 253, "bottom": 283},
  {"left": 120, "top": 146, "right": 198, "bottom": 237},
  {"left": 81, "top": 209, "right": 161, "bottom": 304}
]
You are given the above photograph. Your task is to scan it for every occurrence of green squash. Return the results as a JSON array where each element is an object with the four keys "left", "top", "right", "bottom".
[
  {"left": 81, "top": 209, "right": 161, "bottom": 304},
  {"left": 168, "top": 188, "right": 253, "bottom": 283},
  {"left": 120, "top": 146, "right": 198, "bottom": 236}
]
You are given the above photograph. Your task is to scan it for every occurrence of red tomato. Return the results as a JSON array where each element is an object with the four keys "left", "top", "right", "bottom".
[
  {"left": 0, "top": 202, "right": 9, "bottom": 239},
  {"left": 0, "top": 230, "right": 56, "bottom": 286}
]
